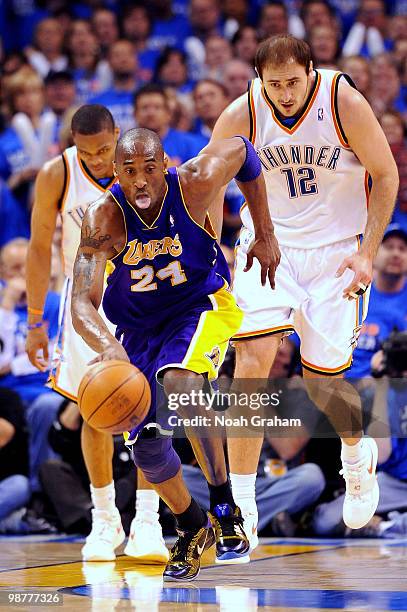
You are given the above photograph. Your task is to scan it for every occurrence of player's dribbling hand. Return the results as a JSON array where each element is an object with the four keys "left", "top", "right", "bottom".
[
  {"left": 245, "top": 233, "right": 281, "bottom": 288},
  {"left": 88, "top": 341, "right": 130, "bottom": 365},
  {"left": 336, "top": 252, "right": 373, "bottom": 300},
  {"left": 26, "top": 327, "right": 50, "bottom": 372}
]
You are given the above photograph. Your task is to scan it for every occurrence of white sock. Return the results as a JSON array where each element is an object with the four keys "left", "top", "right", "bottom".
[
  {"left": 136, "top": 489, "right": 160, "bottom": 521},
  {"left": 230, "top": 473, "right": 257, "bottom": 514},
  {"left": 90, "top": 482, "right": 117, "bottom": 515},
  {"left": 341, "top": 438, "right": 364, "bottom": 464}
]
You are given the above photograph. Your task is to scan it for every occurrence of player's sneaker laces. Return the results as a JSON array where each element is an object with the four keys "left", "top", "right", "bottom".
[
  {"left": 81, "top": 509, "right": 125, "bottom": 561},
  {"left": 163, "top": 518, "right": 215, "bottom": 581},
  {"left": 208, "top": 504, "right": 250, "bottom": 564},
  {"left": 124, "top": 515, "right": 169, "bottom": 563},
  {"left": 340, "top": 436, "right": 380, "bottom": 530}
]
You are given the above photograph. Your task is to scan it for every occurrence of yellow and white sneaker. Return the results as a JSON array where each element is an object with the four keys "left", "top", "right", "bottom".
[
  {"left": 82, "top": 509, "right": 125, "bottom": 561},
  {"left": 341, "top": 436, "right": 380, "bottom": 530},
  {"left": 124, "top": 516, "right": 169, "bottom": 563}
]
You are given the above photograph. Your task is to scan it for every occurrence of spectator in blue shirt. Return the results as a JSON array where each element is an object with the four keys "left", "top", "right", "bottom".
[
  {"left": 120, "top": 4, "right": 161, "bottom": 83},
  {"left": 349, "top": 224, "right": 407, "bottom": 380},
  {"left": 133, "top": 84, "right": 207, "bottom": 166},
  {"left": 90, "top": 40, "right": 140, "bottom": 134},
  {"left": 153, "top": 47, "right": 196, "bottom": 95},
  {"left": 0, "top": 238, "right": 63, "bottom": 493}
]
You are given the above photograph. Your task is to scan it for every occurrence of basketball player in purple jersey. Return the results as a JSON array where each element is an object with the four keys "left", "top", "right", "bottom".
[{"left": 71, "top": 127, "right": 280, "bottom": 580}]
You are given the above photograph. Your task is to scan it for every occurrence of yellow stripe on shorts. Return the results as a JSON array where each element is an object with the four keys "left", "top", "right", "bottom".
[{"left": 181, "top": 285, "right": 243, "bottom": 381}]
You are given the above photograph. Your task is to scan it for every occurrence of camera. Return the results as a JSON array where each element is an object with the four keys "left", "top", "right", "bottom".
[{"left": 381, "top": 329, "right": 407, "bottom": 377}]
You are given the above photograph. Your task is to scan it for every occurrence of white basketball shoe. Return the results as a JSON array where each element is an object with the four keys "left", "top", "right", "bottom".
[
  {"left": 124, "top": 515, "right": 169, "bottom": 563},
  {"left": 82, "top": 509, "right": 125, "bottom": 561},
  {"left": 243, "top": 507, "right": 259, "bottom": 553},
  {"left": 340, "top": 436, "right": 380, "bottom": 530}
]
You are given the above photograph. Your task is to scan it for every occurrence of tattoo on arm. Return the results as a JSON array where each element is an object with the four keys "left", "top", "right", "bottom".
[
  {"left": 80, "top": 225, "right": 111, "bottom": 249},
  {"left": 72, "top": 252, "right": 99, "bottom": 299}
]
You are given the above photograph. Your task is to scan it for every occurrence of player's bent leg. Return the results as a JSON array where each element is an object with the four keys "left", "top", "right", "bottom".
[
  {"left": 302, "top": 370, "right": 379, "bottom": 530},
  {"left": 81, "top": 422, "right": 125, "bottom": 561},
  {"left": 131, "top": 435, "right": 213, "bottom": 581},
  {"left": 228, "top": 334, "right": 283, "bottom": 552},
  {"left": 124, "top": 468, "right": 169, "bottom": 563},
  {"left": 163, "top": 368, "right": 249, "bottom": 564}
]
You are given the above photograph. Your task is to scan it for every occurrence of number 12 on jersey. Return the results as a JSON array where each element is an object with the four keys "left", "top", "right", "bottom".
[{"left": 281, "top": 166, "right": 318, "bottom": 199}]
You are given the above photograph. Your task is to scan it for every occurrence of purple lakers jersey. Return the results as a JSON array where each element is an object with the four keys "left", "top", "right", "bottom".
[{"left": 103, "top": 167, "right": 230, "bottom": 329}]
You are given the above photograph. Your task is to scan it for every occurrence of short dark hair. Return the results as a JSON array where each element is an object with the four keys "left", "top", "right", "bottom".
[
  {"left": 115, "top": 127, "right": 163, "bottom": 160},
  {"left": 133, "top": 83, "right": 168, "bottom": 109},
  {"left": 71, "top": 104, "right": 115, "bottom": 135},
  {"left": 255, "top": 35, "right": 312, "bottom": 79},
  {"left": 261, "top": 0, "right": 288, "bottom": 17},
  {"left": 300, "top": 0, "right": 335, "bottom": 21}
]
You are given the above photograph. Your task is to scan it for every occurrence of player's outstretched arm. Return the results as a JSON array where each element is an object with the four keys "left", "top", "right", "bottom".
[
  {"left": 26, "top": 157, "right": 63, "bottom": 370},
  {"left": 71, "top": 196, "right": 128, "bottom": 363},
  {"left": 335, "top": 81, "right": 399, "bottom": 299},
  {"left": 179, "top": 136, "right": 280, "bottom": 287}
]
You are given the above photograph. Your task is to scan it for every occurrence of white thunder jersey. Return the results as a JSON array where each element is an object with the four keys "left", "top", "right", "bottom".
[
  {"left": 242, "top": 69, "right": 368, "bottom": 247},
  {"left": 49, "top": 146, "right": 116, "bottom": 400},
  {"left": 60, "top": 145, "right": 116, "bottom": 278}
]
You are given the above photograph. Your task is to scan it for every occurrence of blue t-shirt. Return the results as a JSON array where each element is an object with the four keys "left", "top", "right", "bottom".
[
  {"left": 162, "top": 128, "right": 207, "bottom": 166},
  {"left": 0, "top": 180, "right": 30, "bottom": 247},
  {"left": 0, "top": 128, "right": 31, "bottom": 181},
  {"left": 379, "top": 381, "right": 407, "bottom": 480},
  {"left": 148, "top": 15, "right": 192, "bottom": 52},
  {"left": 89, "top": 89, "right": 136, "bottom": 135},
  {"left": 0, "top": 291, "right": 60, "bottom": 404},
  {"left": 349, "top": 282, "right": 407, "bottom": 379}
]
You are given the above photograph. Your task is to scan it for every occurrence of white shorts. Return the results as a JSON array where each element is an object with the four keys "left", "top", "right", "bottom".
[
  {"left": 49, "top": 278, "right": 116, "bottom": 401},
  {"left": 233, "top": 228, "right": 370, "bottom": 375}
]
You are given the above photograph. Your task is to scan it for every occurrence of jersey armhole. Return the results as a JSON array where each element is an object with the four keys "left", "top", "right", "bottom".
[
  {"left": 247, "top": 80, "right": 256, "bottom": 145},
  {"left": 57, "top": 153, "right": 68, "bottom": 211},
  {"left": 332, "top": 73, "right": 357, "bottom": 148}
]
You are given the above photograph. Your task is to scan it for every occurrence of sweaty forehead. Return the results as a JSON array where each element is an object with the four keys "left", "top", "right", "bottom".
[{"left": 116, "top": 140, "right": 162, "bottom": 162}]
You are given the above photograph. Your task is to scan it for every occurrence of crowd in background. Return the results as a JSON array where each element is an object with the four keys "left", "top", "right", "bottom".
[{"left": 0, "top": 0, "right": 406, "bottom": 539}]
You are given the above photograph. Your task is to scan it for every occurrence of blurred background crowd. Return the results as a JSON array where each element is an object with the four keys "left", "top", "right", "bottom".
[{"left": 0, "top": 0, "right": 406, "bottom": 541}]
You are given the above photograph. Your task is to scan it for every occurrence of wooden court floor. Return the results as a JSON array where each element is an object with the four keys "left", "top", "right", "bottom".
[{"left": 0, "top": 535, "right": 406, "bottom": 611}]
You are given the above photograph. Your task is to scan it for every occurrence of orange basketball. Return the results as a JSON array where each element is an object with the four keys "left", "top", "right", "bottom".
[{"left": 78, "top": 360, "right": 151, "bottom": 434}]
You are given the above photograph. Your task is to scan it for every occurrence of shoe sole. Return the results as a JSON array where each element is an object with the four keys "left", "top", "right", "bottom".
[
  {"left": 215, "top": 553, "right": 251, "bottom": 564},
  {"left": 82, "top": 531, "right": 125, "bottom": 562},
  {"left": 124, "top": 549, "right": 169, "bottom": 564}
]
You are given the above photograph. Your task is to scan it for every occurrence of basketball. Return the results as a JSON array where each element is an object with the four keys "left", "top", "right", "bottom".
[{"left": 78, "top": 360, "right": 151, "bottom": 434}]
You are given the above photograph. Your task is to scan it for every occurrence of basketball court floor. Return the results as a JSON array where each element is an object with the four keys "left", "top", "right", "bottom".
[{"left": 1, "top": 535, "right": 406, "bottom": 611}]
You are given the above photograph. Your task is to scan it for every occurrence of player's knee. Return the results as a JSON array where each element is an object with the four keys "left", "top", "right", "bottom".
[
  {"left": 163, "top": 369, "right": 203, "bottom": 418},
  {"left": 131, "top": 437, "right": 181, "bottom": 484}
]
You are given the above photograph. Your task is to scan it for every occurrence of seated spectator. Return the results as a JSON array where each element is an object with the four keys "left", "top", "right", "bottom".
[
  {"left": 342, "top": 0, "right": 392, "bottom": 59},
  {"left": 222, "top": 59, "right": 255, "bottom": 101},
  {"left": 340, "top": 56, "right": 371, "bottom": 98},
  {"left": 120, "top": 4, "right": 160, "bottom": 82},
  {"left": 25, "top": 17, "right": 68, "bottom": 78},
  {"left": 133, "top": 84, "right": 207, "bottom": 166},
  {"left": 368, "top": 54, "right": 406, "bottom": 117},
  {"left": 66, "top": 20, "right": 110, "bottom": 104},
  {"left": 308, "top": 24, "right": 340, "bottom": 69},
  {"left": 153, "top": 47, "right": 195, "bottom": 95},
  {"left": 0, "top": 67, "right": 57, "bottom": 233},
  {"left": 193, "top": 78, "right": 230, "bottom": 138},
  {"left": 204, "top": 35, "right": 233, "bottom": 80},
  {"left": 0, "top": 387, "right": 55, "bottom": 534},
  {"left": 44, "top": 71, "right": 76, "bottom": 155},
  {"left": 347, "top": 225, "right": 407, "bottom": 381},
  {"left": 181, "top": 339, "right": 326, "bottom": 536},
  {"left": 380, "top": 111, "right": 407, "bottom": 228},
  {"left": 91, "top": 8, "right": 119, "bottom": 59},
  {"left": 300, "top": 0, "right": 337, "bottom": 37},
  {"left": 0, "top": 238, "right": 63, "bottom": 493},
  {"left": 231, "top": 26, "right": 259, "bottom": 67},
  {"left": 258, "top": 1, "right": 289, "bottom": 39},
  {"left": 90, "top": 40, "right": 140, "bottom": 134}
]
